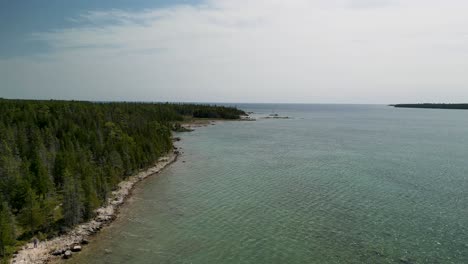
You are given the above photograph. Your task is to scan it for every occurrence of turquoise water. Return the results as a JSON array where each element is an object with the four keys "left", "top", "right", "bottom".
[{"left": 71, "top": 104, "right": 468, "bottom": 263}]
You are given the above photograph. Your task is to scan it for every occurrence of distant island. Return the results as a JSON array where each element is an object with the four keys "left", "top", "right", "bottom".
[{"left": 391, "top": 103, "right": 468, "bottom": 110}]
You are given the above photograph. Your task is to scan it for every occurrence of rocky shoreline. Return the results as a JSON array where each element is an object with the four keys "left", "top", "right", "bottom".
[
  {"left": 11, "top": 151, "right": 178, "bottom": 264},
  {"left": 10, "top": 118, "right": 245, "bottom": 264}
]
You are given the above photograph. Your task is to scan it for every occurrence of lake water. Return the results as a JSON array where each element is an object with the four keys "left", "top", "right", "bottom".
[{"left": 71, "top": 104, "right": 468, "bottom": 263}]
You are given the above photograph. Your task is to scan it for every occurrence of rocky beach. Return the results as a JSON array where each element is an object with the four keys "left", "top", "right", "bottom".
[{"left": 11, "top": 152, "right": 178, "bottom": 264}]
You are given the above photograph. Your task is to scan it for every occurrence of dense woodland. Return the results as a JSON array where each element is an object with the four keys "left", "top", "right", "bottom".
[
  {"left": 392, "top": 103, "right": 468, "bottom": 110},
  {"left": 0, "top": 99, "right": 245, "bottom": 258}
]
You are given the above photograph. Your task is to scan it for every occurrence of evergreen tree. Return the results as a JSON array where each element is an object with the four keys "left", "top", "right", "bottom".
[
  {"left": 0, "top": 202, "right": 16, "bottom": 257},
  {"left": 62, "top": 170, "right": 83, "bottom": 227},
  {"left": 17, "top": 187, "right": 45, "bottom": 232}
]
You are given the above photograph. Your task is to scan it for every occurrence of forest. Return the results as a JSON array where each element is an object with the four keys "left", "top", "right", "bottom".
[{"left": 0, "top": 99, "right": 245, "bottom": 258}]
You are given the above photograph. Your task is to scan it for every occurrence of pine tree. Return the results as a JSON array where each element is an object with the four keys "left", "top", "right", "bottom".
[
  {"left": 17, "top": 187, "right": 45, "bottom": 232},
  {"left": 62, "top": 170, "right": 83, "bottom": 227},
  {"left": 0, "top": 202, "right": 16, "bottom": 257}
]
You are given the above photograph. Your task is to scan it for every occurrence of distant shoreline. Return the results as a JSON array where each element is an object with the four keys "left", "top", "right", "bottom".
[{"left": 391, "top": 103, "right": 468, "bottom": 110}]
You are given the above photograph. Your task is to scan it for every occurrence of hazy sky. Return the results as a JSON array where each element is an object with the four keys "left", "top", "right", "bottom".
[{"left": 1, "top": 0, "right": 468, "bottom": 103}]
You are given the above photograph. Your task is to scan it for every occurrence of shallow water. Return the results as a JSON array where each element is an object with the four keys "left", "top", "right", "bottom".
[{"left": 71, "top": 104, "right": 468, "bottom": 263}]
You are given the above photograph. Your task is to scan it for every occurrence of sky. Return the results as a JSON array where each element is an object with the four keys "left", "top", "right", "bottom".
[{"left": 1, "top": 0, "right": 468, "bottom": 104}]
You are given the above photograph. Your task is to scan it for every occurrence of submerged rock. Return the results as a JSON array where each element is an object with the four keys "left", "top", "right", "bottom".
[
  {"left": 51, "top": 249, "right": 64, "bottom": 256},
  {"left": 399, "top": 257, "right": 414, "bottom": 264},
  {"left": 261, "top": 115, "right": 291, "bottom": 119},
  {"left": 63, "top": 250, "right": 72, "bottom": 259},
  {"left": 72, "top": 245, "right": 82, "bottom": 252}
]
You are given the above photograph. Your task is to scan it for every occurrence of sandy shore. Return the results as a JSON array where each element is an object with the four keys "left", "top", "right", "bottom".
[{"left": 11, "top": 151, "right": 178, "bottom": 264}]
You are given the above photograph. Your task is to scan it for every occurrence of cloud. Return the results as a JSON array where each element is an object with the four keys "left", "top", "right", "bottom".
[
  {"left": 1, "top": 0, "right": 468, "bottom": 103},
  {"left": 346, "top": 0, "right": 395, "bottom": 9}
]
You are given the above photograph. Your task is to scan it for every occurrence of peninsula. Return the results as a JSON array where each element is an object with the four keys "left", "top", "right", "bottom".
[
  {"left": 0, "top": 99, "right": 246, "bottom": 262},
  {"left": 391, "top": 103, "right": 468, "bottom": 110}
]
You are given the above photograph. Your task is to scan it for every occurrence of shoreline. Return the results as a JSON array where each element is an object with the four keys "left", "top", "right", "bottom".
[
  {"left": 11, "top": 151, "right": 178, "bottom": 264},
  {"left": 10, "top": 118, "right": 248, "bottom": 264}
]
